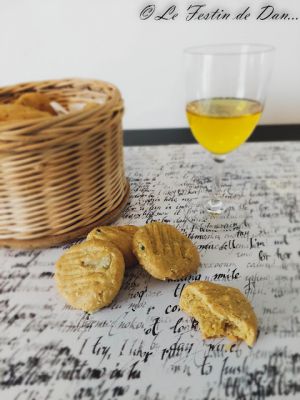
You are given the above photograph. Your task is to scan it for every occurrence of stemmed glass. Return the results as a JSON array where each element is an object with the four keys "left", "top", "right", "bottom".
[{"left": 184, "top": 44, "right": 274, "bottom": 226}]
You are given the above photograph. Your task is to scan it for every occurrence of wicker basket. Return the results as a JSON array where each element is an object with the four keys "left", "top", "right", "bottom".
[{"left": 0, "top": 78, "right": 129, "bottom": 249}]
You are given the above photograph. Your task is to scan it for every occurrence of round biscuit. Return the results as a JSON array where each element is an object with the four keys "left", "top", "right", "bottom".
[
  {"left": 55, "top": 239, "right": 125, "bottom": 313},
  {"left": 133, "top": 222, "right": 200, "bottom": 280},
  {"left": 87, "top": 225, "right": 138, "bottom": 268}
]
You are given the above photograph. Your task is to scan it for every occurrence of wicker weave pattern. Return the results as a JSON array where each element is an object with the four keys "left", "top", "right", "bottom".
[{"left": 0, "top": 79, "right": 128, "bottom": 246}]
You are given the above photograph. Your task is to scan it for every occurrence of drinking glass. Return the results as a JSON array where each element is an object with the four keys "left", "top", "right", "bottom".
[{"left": 184, "top": 43, "right": 274, "bottom": 224}]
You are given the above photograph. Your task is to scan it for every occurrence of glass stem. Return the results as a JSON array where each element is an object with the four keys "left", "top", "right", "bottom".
[{"left": 206, "top": 155, "right": 226, "bottom": 215}]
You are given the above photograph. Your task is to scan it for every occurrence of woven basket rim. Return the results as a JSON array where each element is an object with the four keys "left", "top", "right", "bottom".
[{"left": 0, "top": 78, "right": 123, "bottom": 133}]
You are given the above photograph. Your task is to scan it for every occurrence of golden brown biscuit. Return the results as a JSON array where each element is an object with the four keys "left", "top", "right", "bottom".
[
  {"left": 15, "top": 92, "right": 56, "bottom": 115},
  {"left": 132, "top": 222, "right": 200, "bottom": 280},
  {"left": 179, "top": 281, "right": 258, "bottom": 347},
  {"left": 84, "top": 102, "right": 99, "bottom": 110},
  {"left": 55, "top": 239, "right": 125, "bottom": 313},
  {"left": 87, "top": 225, "right": 138, "bottom": 268},
  {"left": 0, "top": 104, "right": 51, "bottom": 122}
]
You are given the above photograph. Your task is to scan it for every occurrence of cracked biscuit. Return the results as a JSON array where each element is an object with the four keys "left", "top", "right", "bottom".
[
  {"left": 87, "top": 225, "right": 138, "bottom": 268},
  {"left": 132, "top": 222, "right": 200, "bottom": 280},
  {"left": 179, "top": 281, "right": 258, "bottom": 347},
  {"left": 55, "top": 239, "right": 125, "bottom": 313}
]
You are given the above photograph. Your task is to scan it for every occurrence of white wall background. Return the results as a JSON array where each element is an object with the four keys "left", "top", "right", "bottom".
[{"left": 0, "top": 0, "right": 299, "bottom": 129}]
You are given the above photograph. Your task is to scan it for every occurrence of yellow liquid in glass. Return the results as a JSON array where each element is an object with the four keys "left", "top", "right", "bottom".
[{"left": 186, "top": 98, "right": 262, "bottom": 155}]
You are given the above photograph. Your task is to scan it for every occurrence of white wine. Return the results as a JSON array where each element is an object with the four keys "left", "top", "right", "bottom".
[{"left": 186, "top": 98, "right": 263, "bottom": 154}]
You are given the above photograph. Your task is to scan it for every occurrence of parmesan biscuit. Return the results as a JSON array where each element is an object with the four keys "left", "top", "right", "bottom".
[
  {"left": 15, "top": 92, "right": 56, "bottom": 115},
  {"left": 55, "top": 240, "right": 125, "bottom": 313},
  {"left": 87, "top": 225, "right": 138, "bottom": 268},
  {"left": 132, "top": 222, "right": 200, "bottom": 280},
  {"left": 179, "top": 281, "right": 258, "bottom": 347},
  {"left": 0, "top": 104, "right": 51, "bottom": 122}
]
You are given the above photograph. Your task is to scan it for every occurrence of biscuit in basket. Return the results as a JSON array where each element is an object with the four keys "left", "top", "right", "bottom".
[
  {"left": 15, "top": 92, "right": 56, "bottom": 115},
  {"left": 132, "top": 222, "right": 200, "bottom": 280},
  {"left": 0, "top": 104, "right": 51, "bottom": 122},
  {"left": 55, "top": 239, "right": 125, "bottom": 313},
  {"left": 87, "top": 225, "right": 138, "bottom": 268},
  {"left": 179, "top": 281, "right": 258, "bottom": 347}
]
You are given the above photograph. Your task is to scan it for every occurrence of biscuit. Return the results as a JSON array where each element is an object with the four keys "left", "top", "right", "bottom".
[
  {"left": 0, "top": 104, "right": 51, "bottom": 122},
  {"left": 132, "top": 222, "right": 200, "bottom": 280},
  {"left": 55, "top": 239, "right": 125, "bottom": 313},
  {"left": 179, "top": 281, "right": 258, "bottom": 347},
  {"left": 15, "top": 92, "right": 56, "bottom": 115},
  {"left": 84, "top": 102, "right": 99, "bottom": 110},
  {"left": 87, "top": 225, "right": 138, "bottom": 268}
]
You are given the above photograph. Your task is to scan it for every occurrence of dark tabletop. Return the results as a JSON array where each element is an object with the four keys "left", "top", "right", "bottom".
[{"left": 124, "top": 125, "right": 299, "bottom": 146}]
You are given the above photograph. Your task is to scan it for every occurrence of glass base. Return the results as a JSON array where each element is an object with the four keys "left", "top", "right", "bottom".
[
  {"left": 206, "top": 198, "right": 224, "bottom": 215},
  {"left": 185, "top": 197, "right": 251, "bottom": 232}
]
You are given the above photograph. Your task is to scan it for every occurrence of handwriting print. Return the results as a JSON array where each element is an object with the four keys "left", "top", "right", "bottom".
[{"left": 0, "top": 143, "right": 300, "bottom": 399}]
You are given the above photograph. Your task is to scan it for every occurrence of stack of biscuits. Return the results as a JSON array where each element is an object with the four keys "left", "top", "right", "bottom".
[
  {"left": 55, "top": 222, "right": 258, "bottom": 347},
  {"left": 55, "top": 222, "right": 200, "bottom": 312}
]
